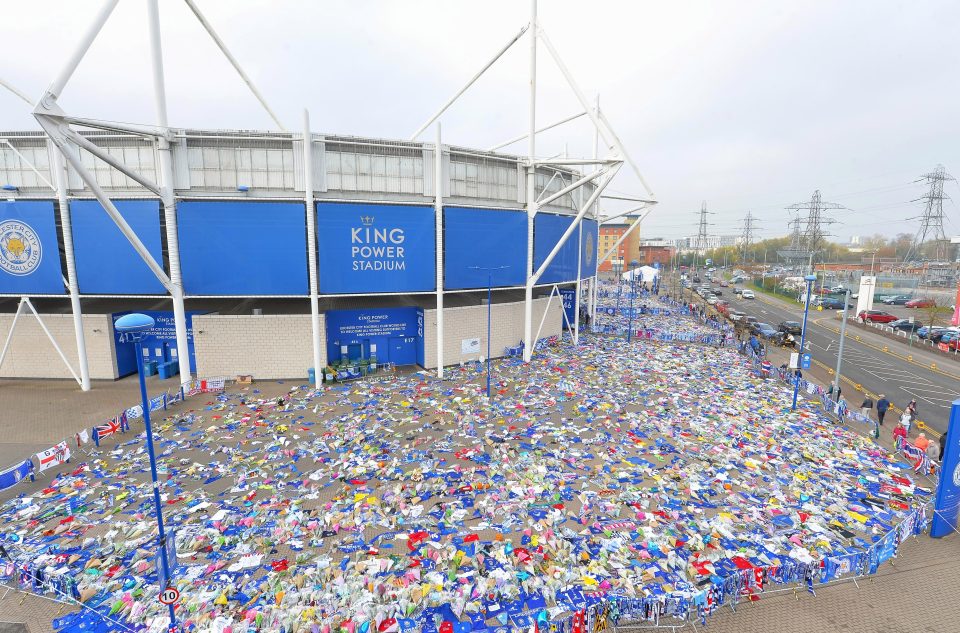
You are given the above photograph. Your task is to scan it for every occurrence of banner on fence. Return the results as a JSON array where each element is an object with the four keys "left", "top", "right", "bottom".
[
  {"left": 185, "top": 377, "right": 226, "bottom": 397},
  {"left": 0, "top": 459, "right": 33, "bottom": 491},
  {"left": 35, "top": 441, "right": 70, "bottom": 473},
  {"left": 125, "top": 393, "right": 168, "bottom": 420}
]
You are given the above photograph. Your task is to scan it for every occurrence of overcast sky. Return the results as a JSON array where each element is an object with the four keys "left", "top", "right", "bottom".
[{"left": 3, "top": 0, "right": 959, "bottom": 242}]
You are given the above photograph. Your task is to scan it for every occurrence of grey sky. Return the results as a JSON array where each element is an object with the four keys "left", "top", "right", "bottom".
[{"left": 3, "top": 0, "right": 959, "bottom": 242}]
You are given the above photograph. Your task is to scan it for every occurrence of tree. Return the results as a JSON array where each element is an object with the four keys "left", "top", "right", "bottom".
[{"left": 921, "top": 300, "right": 953, "bottom": 329}]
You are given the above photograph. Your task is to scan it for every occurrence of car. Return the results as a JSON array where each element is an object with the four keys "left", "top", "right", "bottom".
[
  {"left": 733, "top": 287, "right": 744, "bottom": 296},
  {"left": 939, "top": 331, "right": 960, "bottom": 348},
  {"left": 890, "top": 318, "right": 923, "bottom": 332},
  {"left": 778, "top": 321, "right": 803, "bottom": 335},
  {"left": 692, "top": 277, "right": 701, "bottom": 283},
  {"left": 932, "top": 327, "right": 960, "bottom": 343},
  {"left": 719, "top": 280, "right": 729, "bottom": 287},
  {"left": 729, "top": 310, "right": 746, "bottom": 321},
  {"left": 752, "top": 322, "right": 782, "bottom": 341},
  {"left": 716, "top": 301, "right": 730, "bottom": 314},
  {"left": 829, "top": 285, "right": 847, "bottom": 293},
  {"left": 743, "top": 316, "right": 759, "bottom": 326},
  {"left": 712, "top": 288, "right": 723, "bottom": 296},
  {"left": 706, "top": 295, "right": 718, "bottom": 305},
  {"left": 741, "top": 289, "right": 755, "bottom": 299},
  {"left": 858, "top": 310, "right": 897, "bottom": 323},
  {"left": 905, "top": 298, "right": 936, "bottom": 308},
  {"left": 917, "top": 325, "right": 946, "bottom": 340},
  {"left": 881, "top": 295, "right": 910, "bottom": 305},
  {"left": 816, "top": 297, "right": 854, "bottom": 310}
]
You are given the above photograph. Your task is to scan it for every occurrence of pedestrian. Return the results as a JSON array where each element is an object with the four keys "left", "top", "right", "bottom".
[
  {"left": 859, "top": 395, "right": 874, "bottom": 420},
  {"left": 893, "top": 422, "right": 907, "bottom": 446},
  {"left": 914, "top": 433, "right": 931, "bottom": 453},
  {"left": 834, "top": 383, "right": 842, "bottom": 402},
  {"left": 826, "top": 383, "right": 834, "bottom": 399},
  {"left": 876, "top": 394, "right": 890, "bottom": 426},
  {"left": 899, "top": 407, "right": 913, "bottom": 435}
]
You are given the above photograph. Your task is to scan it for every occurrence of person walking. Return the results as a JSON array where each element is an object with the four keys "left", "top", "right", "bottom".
[
  {"left": 834, "top": 383, "right": 842, "bottom": 402},
  {"left": 860, "top": 395, "right": 874, "bottom": 420},
  {"left": 900, "top": 404, "right": 915, "bottom": 435},
  {"left": 893, "top": 421, "right": 907, "bottom": 447},
  {"left": 876, "top": 395, "right": 890, "bottom": 426}
]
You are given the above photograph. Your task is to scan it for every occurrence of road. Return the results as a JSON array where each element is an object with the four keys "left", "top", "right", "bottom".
[{"left": 677, "top": 282, "right": 960, "bottom": 435}]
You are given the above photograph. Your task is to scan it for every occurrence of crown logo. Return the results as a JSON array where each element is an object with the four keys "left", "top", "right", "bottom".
[{"left": 360, "top": 215, "right": 375, "bottom": 226}]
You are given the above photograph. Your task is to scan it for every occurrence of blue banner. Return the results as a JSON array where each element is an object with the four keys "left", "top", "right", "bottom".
[
  {"left": 325, "top": 307, "right": 423, "bottom": 367},
  {"left": 318, "top": 202, "right": 435, "bottom": 294},
  {"left": 560, "top": 288, "right": 576, "bottom": 329},
  {"left": 113, "top": 310, "right": 201, "bottom": 376},
  {"left": 0, "top": 458, "right": 34, "bottom": 491},
  {"left": 177, "top": 201, "right": 308, "bottom": 295},
  {"left": 0, "top": 200, "right": 64, "bottom": 294},
  {"left": 534, "top": 213, "right": 579, "bottom": 284},
  {"left": 70, "top": 199, "right": 165, "bottom": 294},
  {"left": 932, "top": 399, "right": 960, "bottom": 537},
  {"left": 580, "top": 218, "right": 598, "bottom": 279},
  {"left": 443, "top": 207, "right": 527, "bottom": 289}
]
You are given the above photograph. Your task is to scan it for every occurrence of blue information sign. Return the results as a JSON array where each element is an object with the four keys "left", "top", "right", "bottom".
[
  {"left": 325, "top": 307, "right": 424, "bottom": 367},
  {"left": 800, "top": 353, "right": 811, "bottom": 369},
  {"left": 932, "top": 399, "right": 960, "bottom": 538},
  {"left": 559, "top": 288, "right": 576, "bottom": 329}
]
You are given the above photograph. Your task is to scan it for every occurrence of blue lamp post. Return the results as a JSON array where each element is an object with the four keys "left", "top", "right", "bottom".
[
  {"left": 469, "top": 265, "right": 509, "bottom": 398},
  {"left": 114, "top": 313, "right": 179, "bottom": 632},
  {"left": 791, "top": 273, "right": 818, "bottom": 411},
  {"left": 627, "top": 260, "right": 640, "bottom": 343}
]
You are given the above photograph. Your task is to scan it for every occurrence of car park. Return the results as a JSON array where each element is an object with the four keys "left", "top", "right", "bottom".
[
  {"left": 890, "top": 319, "right": 923, "bottom": 332},
  {"left": 905, "top": 298, "right": 936, "bottom": 308},
  {"left": 741, "top": 289, "right": 755, "bottom": 299},
  {"left": 778, "top": 321, "right": 802, "bottom": 334},
  {"left": 858, "top": 310, "right": 897, "bottom": 323}
]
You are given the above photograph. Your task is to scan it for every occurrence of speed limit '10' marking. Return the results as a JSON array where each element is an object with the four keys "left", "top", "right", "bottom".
[{"left": 159, "top": 587, "right": 180, "bottom": 605}]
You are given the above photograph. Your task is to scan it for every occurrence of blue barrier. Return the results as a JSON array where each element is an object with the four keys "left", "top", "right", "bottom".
[{"left": 0, "top": 459, "right": 34, "bottom": 491}]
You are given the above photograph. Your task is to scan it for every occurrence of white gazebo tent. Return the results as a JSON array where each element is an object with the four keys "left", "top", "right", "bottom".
[{"left": 621, "top": 265, "right": 659, "bottom": 282}]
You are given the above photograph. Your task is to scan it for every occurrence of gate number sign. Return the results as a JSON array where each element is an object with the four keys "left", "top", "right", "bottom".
[{"left": 159, "top": 587, "right": 180, "bottom": 605}]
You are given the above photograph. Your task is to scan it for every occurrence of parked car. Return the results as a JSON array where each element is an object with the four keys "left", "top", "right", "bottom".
[
  {"left": 729, "top": 310, "right": 746, "bottom": 322},
  {"left": 829, "top": 285, "right": 847, "bottom": 293},
  {"left": 778, "top": 321, "right": 803, "bottom": 335},
  {"left": 716, "top": 301, "right": 730, "bottom": 314},
  {"left": 706, "top": 295, "right": 719, "bottom": 305},
  {"left": 816, "top": 297, "right": 854, "bottom": 310},
  {"left": 719, "top": 280, "right": 729, "bottom": 287},
  {"left": 711, "top": 288, "right": 723, "bottom": 296},
  {"left": 743, "top": 316, "right": 759, "bottom": 326},
  {"left": 932, "top": 327, "right": 960, "bottom": 343},
  {"left": 890, "top": 318, "right": 923, "bottom": 332},
  {"left": 733, "top": 287, "right": 744, "bottom": 296},
  {"left": 858, "top": 310, "right": 897, "bottom": 323},
  {"left": 917, "top": 325, "right": 946, "bottom": 340},
  {"left": 881, "top": 295, "right": 910, "bottom": 305},
  {"left": 939, "top": 331, "right": 960, "bottom": 348},
  {"left": 905, "top": 298, "right": 936, "bottom": 308},
  {"left": 741, "top": 289, "right": 755, "bottom": 299}
]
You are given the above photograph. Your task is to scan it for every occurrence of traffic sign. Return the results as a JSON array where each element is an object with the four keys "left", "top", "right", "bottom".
[
  {"left": 800, "top": 353, "right": 812, "bottom": 369},
  {"left": 159, "top": 586, "right": 180, "bottom": 605}
]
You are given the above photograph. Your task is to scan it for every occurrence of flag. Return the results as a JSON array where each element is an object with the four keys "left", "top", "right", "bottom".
[
  {"left": 94, "top": 418, "right": 121, "bottom": 441},
  {"left": 36, "top": 441, "right": 70, "bottom": 473}
]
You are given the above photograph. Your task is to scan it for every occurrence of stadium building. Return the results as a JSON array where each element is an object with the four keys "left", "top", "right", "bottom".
[{"left": 0, "top": 0, "right": 654, "bottom": 390}]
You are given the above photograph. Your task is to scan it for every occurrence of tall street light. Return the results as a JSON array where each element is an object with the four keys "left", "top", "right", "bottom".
[
  {"left": 469, "top": 265, "right": 509, "bottom": 398},
  {"left": 627, "top": 259, "right": 640, "bottom": 343},
  {"left": 114, "top": 313, "right": 179, "bottom": 632},
  {"left": 792, "top": 274, "right": 818, "bottom": 411}
]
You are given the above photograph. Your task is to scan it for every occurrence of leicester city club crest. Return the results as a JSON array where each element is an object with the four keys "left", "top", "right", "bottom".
[
  {"left": 585, "top": 232, "right": 595, "bottom": 265},
  {"left": 0, "top": 219, "right": 42, "bottom": 276}
]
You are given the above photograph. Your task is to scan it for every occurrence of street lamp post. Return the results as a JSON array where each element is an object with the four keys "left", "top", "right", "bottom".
[
  {"left": 114, "top": 313, "right": 179, "bottom": 632},
  {"left": 627, "top": 260, "right": 639, "bottom": 343},
  {"left": 792, "top": 274, "right": 817, "bottom": 411},
  {"left": 469, "top": 265, "right": 508, "bottom": 399}
]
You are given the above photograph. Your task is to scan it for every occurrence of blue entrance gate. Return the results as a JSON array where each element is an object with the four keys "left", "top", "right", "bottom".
[{"left": 325, "top": 307, "right": 424, "bottom": 367}]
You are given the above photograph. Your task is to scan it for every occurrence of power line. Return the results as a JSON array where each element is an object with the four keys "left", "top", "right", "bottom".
[
  {"left": 784, "top": 190, "right": 845, "bottom": 265},
  {"left": 739, "top": 211, "right": 757, "bottom": 261}
]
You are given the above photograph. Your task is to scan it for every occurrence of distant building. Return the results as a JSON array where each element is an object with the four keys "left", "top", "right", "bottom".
[
  {"left": 638, "top": 239, "right": 676, "bottom": 268},
  {"left": 598, "top": 216, "right": 641, "bottom": 272},
  {"left": 677, "top": 234, "right": 740, "bottom": 253}
]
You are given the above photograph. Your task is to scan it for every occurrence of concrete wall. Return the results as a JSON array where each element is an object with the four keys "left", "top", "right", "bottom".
[
  {"left": 422, "top": 297, "right": 562, "bottom": 369},
  {"left": 192, "top": 314, "right": 324, "bottom": 379},
  {"left": 0, "top": 312, "right": 118, "bottom": 379}
]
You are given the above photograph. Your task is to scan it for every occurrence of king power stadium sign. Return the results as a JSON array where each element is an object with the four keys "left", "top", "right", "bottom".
[{"left": 351, "top": 216, "right": 406, "bottom": 271}]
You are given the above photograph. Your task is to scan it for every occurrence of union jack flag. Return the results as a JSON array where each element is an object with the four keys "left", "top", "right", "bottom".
[{"left": 94, "top": 412, "right": 126, "bottom": 441}]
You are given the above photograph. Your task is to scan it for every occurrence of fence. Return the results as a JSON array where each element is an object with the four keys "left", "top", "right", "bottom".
[{"left": 0, "top": 377, "right": 227, "bottom": 494}]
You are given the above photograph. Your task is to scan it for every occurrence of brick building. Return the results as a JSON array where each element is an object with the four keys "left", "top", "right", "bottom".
[
  {"left": 638, "top": 239, "right": 676, "bottom": 268},
  {"left": 598, "top": 216, "right": 641, "bottom": 272}
]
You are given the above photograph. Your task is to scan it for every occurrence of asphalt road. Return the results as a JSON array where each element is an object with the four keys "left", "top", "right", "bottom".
[{"left": 679, "top": 284, "right": 960, "bottom": 435}]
